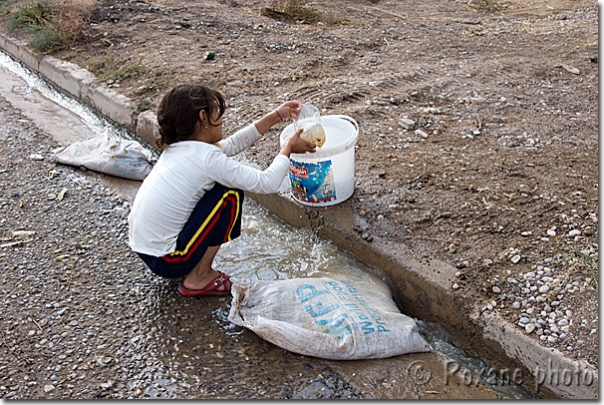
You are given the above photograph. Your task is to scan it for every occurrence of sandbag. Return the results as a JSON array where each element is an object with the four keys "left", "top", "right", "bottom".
[
  {"left": 53, "top": 132, "right": 155, "bottom": 180},
  {"left": 228, "top": 277, "right": 432, "bottom": 360}
]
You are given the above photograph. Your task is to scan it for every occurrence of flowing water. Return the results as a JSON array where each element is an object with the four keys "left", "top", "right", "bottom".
[
  {"left": 0, "top": 48, "right": 537, "bottom": 399},
  {"left": 0, "top": 49, "right": 158, "bottom": 157},
  {"left": 217, "top": 201, "right": 537, "bottom": 399}
]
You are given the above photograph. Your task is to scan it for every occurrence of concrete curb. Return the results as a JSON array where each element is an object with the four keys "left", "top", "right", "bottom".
[{"left": 0, "top": 34, "right": 597, "bottom": 399}]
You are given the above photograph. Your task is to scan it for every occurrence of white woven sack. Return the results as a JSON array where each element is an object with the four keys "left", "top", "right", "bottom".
[
  {"left": 53, "top": 132, "right": 155, "bottom": 180},
  {"left": 228, "top": 277, "right": 431, "bottom": 360}
]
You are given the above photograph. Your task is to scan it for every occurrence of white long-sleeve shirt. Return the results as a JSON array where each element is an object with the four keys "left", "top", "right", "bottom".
[{"left": 128, "top": 123, "right": 289, "bottom": 256}]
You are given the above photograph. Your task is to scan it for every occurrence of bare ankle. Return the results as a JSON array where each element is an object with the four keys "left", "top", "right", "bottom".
[{"left": 184, "top": 268, "right": 219, "bottom": 290}]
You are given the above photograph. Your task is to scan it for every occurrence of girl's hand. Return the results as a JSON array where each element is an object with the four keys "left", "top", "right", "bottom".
[
  {"left": 275, "top": 101, "right": 302, "bottom": 122},
  {"left": 255, "top": 101, "right": 303, "bottom": 135},
  {"left": 280, "top": 129, "right": 316, "bottom": 156}
]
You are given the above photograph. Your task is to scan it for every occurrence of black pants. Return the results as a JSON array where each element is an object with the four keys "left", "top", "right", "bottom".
[{"left": 137, "top": 184, "right": 243, "bottom": 278}]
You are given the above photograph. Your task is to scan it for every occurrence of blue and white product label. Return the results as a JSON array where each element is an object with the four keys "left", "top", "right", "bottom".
[
  {"left": 295, "top": 280, "right": 392, "bottom": 339},
  {"left": 289, "top": 160, "right": 336, "bottom": 204}
]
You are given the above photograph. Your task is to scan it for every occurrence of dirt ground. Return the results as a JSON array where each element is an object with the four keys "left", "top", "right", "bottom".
[{"left": 4, "top": 0, "right": 599, "bottom": 370}]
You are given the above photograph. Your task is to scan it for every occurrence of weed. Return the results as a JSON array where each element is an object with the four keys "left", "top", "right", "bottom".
[
  {"left": 81, "top": 57, "right": 105, "bottom": 72},
  {"left": 74, "top": 52, "right": 150, "bottom": 85},
  {"left": 0, "top": 1, "right": 14, "bottom": 17},
  {"left": 99, "top": 60, "right": 149, "bottom": 83},
  {"left": 136, "top": 99, "right": 153, "bottom": 112},
  {"left": 560, "top": 242, "right": 598, "bottom": 287},
  {"left": 7, "top": 1, "right": 52, "bottom": 32},
  {"left": 151, "top": 67, "right": 165, "bottom": 77},
  {"left": 574, "top": 248, "right": 598, "bottom": 287},
  {"left": 27, "top": 26, "right": 60, "bottom": 50},
  {"left": 262, "top": 0, "right": 343, "bottom": 25},
  {"left": 5, "top": 0, "right": 95, "bottom": 52},
  {"left": 467, "top": 0, "right": 504, "bottom": 13}
]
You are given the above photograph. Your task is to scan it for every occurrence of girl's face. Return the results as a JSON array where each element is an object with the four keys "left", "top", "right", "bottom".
[{"left": 196, "top": 108, "right": 223, "bottom": 144}]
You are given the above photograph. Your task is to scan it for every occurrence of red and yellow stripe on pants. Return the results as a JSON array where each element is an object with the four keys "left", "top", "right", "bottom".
[{"left": 164, "top": 189, "right": 242, "bottom": 263}]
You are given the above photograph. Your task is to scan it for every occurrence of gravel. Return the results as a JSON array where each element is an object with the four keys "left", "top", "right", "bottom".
[{"left": 0, "top": 98, "right": 366, "bottom": 399}]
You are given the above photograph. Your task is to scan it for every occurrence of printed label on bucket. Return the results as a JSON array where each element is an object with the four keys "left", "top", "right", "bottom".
[{"left": 289, "top": 160, "right": 336, "bottom": 204}]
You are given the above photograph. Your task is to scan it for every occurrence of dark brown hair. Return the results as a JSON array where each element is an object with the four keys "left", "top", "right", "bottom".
[{"left": 156, "top": 84, "right": 226, "bottom": 147}]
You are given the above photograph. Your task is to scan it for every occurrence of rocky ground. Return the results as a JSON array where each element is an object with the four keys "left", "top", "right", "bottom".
[
  {"left": 0, "top": 0, "right": 599, "bottom": 392},
  {"left": 0, "top": 97, "right": 371, "bottom": 399}
]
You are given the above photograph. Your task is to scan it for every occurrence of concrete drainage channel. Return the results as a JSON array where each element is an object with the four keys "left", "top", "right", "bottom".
[{"left": 0, "top": 35, "right": 596, "bottom": 399}]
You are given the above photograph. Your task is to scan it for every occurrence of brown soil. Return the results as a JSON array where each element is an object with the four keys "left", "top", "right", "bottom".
[{"left": 9, "top": 0, "right": 600, "bottom": 367}]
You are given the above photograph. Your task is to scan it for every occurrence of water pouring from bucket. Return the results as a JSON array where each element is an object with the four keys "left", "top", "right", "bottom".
[
  {"left": 293, "top": 104, "right": 326, "bottom": 148},
  {"left": 281, "top": 110, "right": 359, "bottom": 207}
]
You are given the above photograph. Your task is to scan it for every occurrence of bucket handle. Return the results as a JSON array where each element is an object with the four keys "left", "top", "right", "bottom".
[{"left": 330, "top": 115, "right": 359, "bottom": 132}]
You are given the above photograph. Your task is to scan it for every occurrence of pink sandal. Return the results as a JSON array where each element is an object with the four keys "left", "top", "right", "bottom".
[{"left": 178, "top": 272, "right": 232, "bottom": 297}]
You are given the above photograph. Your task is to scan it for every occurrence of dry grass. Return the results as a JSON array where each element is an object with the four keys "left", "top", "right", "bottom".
[
  {"left": 51, "top": 0, "right": 95, "bottom": 40},
  {"left": 261, "top": 0, "right": 344, "bottom": 25},
  {"left": 5, "top": 0, "right": 96, "bottom": 52}
]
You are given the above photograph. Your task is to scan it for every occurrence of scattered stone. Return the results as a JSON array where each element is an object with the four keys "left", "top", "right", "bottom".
[
  {"left": 525, "top": 323, "right": 536, "bottom": 334},
  {"left": 568, "top": 229, "right": 581, "bottom": 237},
  {"left": 560, "top": 64, "right": 580, "bottom": 75},
  {"left": 398, "top": 118, "right": 415, "bottom": 130},
  {"left": 470, "top": 97, "right": 487, "bottom": 104},
  {"left": 415, "top": 129, "right": 429, "bottom": 139},
  {"left": 510, "top": 255, "right": 521, "bottom": 264},
  {"left": 492, "top": 286, "right": 501, "bottom": 294},
  {"left": 100, "top": 381, "right": 113, "bottom": 389}
]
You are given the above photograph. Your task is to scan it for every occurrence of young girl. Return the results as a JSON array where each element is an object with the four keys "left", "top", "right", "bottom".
[{"left": 128, "top": 84, "right": 316, "bottom": 297}]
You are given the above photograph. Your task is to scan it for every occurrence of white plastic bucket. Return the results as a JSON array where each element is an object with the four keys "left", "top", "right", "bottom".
[{"left": 280, "top": 115, "right": 359, "bottom": 207}]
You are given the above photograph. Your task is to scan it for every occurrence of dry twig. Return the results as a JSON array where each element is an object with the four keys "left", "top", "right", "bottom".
[{"left": 0, "top": 329, "right": 32, "bottom": 365}]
